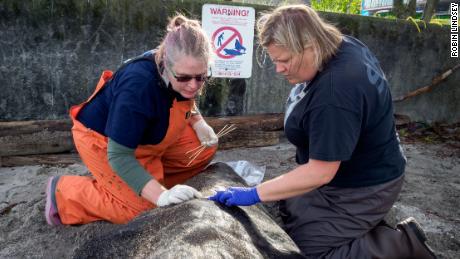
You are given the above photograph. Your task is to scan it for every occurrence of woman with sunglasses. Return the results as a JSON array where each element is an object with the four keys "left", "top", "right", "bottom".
[
  {"left": 209, "top": 5, "right": 436, "bottom": 259},
  {"left": 45, "top": 14, "right": 218, "bottom": 225}
]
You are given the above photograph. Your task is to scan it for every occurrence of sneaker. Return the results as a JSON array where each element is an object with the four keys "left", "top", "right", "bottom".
[
  {"left": 397, "top": 217, "right": 437, "bottom": 259},
  {"left": 45, "top": 176, "right": 62, "bottom": 226}
]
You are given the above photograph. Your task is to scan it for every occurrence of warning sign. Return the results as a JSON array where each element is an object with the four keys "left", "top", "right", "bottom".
[
  {"left": 212, "top": 26, "right": 246, "bottom": 59},
  {"left": 202, "top": 4, "right": 255, "bottom": 78}
]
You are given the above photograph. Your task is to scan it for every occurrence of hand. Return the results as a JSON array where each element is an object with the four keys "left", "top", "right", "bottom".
[
  {"left": 192, "top": 119, "right": 218, "bottom": 147},
  {"left": 156, "top": 185, "right": 202, "bottom": 207},
  {"left": 208, "top": 187, "right": 261, "bottom": 206}
]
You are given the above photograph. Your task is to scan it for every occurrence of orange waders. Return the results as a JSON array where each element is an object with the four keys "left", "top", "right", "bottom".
[{"left": 54, "top": 70, "right": 217, "bottom": 224}]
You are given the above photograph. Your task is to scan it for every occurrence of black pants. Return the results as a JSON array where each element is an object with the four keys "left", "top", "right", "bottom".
[{"left": 280, "top": 175, "right": 405, "bottom": 258}]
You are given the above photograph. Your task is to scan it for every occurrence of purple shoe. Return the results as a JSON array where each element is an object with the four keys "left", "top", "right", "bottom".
[{"left": 45, "top": 176, "right": 62, "bottom": 226}]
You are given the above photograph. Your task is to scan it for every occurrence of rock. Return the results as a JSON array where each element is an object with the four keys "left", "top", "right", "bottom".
[{"left": 73, "top": 163, "right": 305, "bottom": 258}]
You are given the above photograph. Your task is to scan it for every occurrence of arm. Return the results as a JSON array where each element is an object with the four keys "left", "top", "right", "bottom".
[
  {"left": 189, "top": 102, "right": 218, "bottom": 146},
  {"left": 106, "top": 67, "right": 201, "bottom": 206},
  {"left": 257, "top": 159, "right": 340, "bottom": 202},
  {"left": 256, "top": 104, "right": 361, "bottom": 201},
  {"left": 209, "top": 159, "right": 340, "bottom": 206},
  {"left": 141, "top": 179, "right": 168, "bottom": 204},
  {"left": 189, "top": 102, "right": 203, "bottom": 127},
  {"left": 188, "top": 114, "right": 203, "bottom": 127},
  {"left": 107, "top": 138, "right": 165, "bottom": 204},
  {"left": 188, "top": 102, "right": 203, "bottom": 126},
  {"left": 108, "top": 138, "right": 202, "bottom": 206}
]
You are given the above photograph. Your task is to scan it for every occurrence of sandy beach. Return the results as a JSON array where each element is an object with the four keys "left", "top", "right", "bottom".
[{"left": 1, "top": 137, "right": 459, "bottom": 258}]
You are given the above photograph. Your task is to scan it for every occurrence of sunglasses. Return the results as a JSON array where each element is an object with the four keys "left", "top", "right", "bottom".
[{"left": 168, "top": 67, "right": 212, "bottom": 83}]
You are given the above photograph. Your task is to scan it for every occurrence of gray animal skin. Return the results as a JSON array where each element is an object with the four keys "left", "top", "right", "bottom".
[{"left": 73, "top": 162, "right": 305, "bottom": 258}]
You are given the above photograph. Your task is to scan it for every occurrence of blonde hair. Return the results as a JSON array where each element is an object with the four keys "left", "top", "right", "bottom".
[
  {"left": 257, "top": 5, "right": 342, "bottom": 70},
  {"left": 155, "top": 14, "right": 212, "bottom": 69}
]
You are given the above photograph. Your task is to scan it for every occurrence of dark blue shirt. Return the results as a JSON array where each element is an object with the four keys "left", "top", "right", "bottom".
[
  {"left": 77, "top": 52, "right": 186, "bottom": 149},
  {"left": 284, "top": 36, "right": 406, "bottom": 187}
]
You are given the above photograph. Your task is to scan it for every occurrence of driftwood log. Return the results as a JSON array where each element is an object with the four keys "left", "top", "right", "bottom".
[
  {"left": 0, "top": 153, "right": 82, "bottom": 167},
  {"left": 72, "top": 163, "right": 304, "bottom": 258},
  {"left": 0, "top": 114, "right": 283, "bottom": 166},
  {"left": 393, "top": 64, "right": 460, "bottom": 102}
]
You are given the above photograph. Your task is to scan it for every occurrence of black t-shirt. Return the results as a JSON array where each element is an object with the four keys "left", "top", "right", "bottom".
[
  {"left": 77, "top": 51, "right": 186, "bottom": 149},
  {"left": 284, "top": 36, "right": 406, "bottom": 187}
]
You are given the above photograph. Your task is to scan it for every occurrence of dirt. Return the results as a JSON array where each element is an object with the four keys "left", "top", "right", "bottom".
[{"left": 0, "top": 135, "right": 459, "bottom": 258}]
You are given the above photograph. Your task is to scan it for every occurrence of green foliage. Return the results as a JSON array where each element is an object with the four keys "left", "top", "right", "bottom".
[
  {"left": 430, "top": 17, "right": 452, "bottom": 26},
  {"left": 374, "top": 12, "right": 450, "bottom": 27},
  {"left": 311, "top": 0, "right": 361, "bottom": 14},
  {"left": 398, "top": 128, "right": 408, "bottom": 138}
]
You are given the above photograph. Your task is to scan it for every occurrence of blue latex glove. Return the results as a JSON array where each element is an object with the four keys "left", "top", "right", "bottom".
[{"left": 208, "top": 187, "right": 261, "bottom": 206}]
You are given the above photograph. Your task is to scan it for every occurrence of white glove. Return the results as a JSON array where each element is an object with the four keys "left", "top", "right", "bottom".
[
  {"left": 155, "top": 185, "right": 203, "bottom": 207},
  {"left": 192, "top": 119, "right": 218, "bottom": 147}
]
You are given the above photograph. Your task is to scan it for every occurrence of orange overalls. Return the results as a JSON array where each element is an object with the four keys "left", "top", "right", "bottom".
[{"left": 54, "top": 70, "right": 217, "bottom": 225}]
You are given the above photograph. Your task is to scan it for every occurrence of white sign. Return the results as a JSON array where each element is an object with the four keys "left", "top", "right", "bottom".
[{"left": 202, "top": 4, "right": 255, "bottom": 78}]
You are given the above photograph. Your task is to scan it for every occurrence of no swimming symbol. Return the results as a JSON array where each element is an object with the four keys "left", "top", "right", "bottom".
[{"left": 211, "top": 26, "right": 247, "bottom": 59}]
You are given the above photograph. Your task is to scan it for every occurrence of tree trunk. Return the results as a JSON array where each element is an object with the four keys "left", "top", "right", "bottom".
[
  {"left": 408, "top": 0, "right": 417, "bottom": 17},
  {"left": 422, "top": 0, "right": 440, "bottom": 23},
  {"left": 393, "top": 0, "right": 417, "bottom": 19},
  {"left": 393, "top": 0, "right": 406, "bottom": 18}
]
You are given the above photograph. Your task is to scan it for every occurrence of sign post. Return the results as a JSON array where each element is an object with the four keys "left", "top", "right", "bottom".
[{"left": 202, "top": 4, "right": 255, "bottom": 78}]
